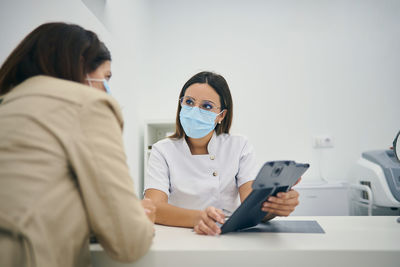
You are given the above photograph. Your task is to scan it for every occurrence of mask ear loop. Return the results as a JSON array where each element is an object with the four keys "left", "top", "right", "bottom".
[
  {"left": 217, "top": 109, "right": 225, "bottom": 124},
  {"left": 86, "top": 74, "right": 93, "bottom": 87}
]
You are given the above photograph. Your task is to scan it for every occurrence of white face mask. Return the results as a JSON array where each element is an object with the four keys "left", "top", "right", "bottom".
[{"left": 86, "top": 75, "right": 111, "bottom": 94}]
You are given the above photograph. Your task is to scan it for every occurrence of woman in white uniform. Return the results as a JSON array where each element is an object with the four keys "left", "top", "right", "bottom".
[{"left": 145, "top": 71, "right": 300, "bottom": 235}]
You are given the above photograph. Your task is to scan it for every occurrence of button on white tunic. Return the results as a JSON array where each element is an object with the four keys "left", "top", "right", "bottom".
[{"left": 144, "top": 132, "right": 258, "bottom": 212}]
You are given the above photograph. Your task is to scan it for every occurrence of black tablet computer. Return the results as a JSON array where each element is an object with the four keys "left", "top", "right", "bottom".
[{"left": 220, "top": 160, "right": 310, "bottom": 234}]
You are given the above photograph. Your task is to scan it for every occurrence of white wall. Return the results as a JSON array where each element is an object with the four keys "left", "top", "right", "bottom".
[
  {"left": 0, "top": 0, "right": 112, "bottom": 60},
  {"left": 130, "top": 0, "right": 400, "bottom": 187},
  {"left": 1, "top": 0, "right": 399, "bottom": 196}
]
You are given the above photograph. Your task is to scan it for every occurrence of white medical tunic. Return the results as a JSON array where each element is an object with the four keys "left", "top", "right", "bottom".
[{"left": 144, "top": 132, "right": 258, "bottom": 212}]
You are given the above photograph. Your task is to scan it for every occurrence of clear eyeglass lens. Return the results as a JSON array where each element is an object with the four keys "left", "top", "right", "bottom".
[
  {"left": 182, "top": 97, "right": 195, "bottom": 107},
  {"left": 200, "top": 101, "right": 214, "bottom": 111},
  {"left": 180, "top": 97, "right": 216, "bottom": 112}
]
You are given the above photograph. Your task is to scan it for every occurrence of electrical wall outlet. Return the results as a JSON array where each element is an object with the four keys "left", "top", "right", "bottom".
[{"left": 313, "top": 135, "right": 334, "bottom": 148}]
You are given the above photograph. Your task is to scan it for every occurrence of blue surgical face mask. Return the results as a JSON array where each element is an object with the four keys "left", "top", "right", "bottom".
[
  {"left": 102, "top": 80, "right": 111, "bottom": 94},
  {"left": 179, "top": 105, "right": 222, "bottom": 139}
]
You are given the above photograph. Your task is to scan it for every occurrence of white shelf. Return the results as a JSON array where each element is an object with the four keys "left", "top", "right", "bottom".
[
  {"left": 291, "top": 180, "right": 350, "bottom": 216},
  {"left": 142, "top": 120, "right": 175, "bottom": 197}
]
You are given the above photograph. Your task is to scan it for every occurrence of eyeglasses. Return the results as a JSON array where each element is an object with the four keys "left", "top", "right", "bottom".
[{"left": 180, "top": 96, "right": 221, "bottom": 113}]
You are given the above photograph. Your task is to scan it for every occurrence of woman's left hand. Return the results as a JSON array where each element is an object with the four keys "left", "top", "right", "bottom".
[
  {"left": 261, "top": 189, "right": 300, "bottom": 216},
  {"left": 261, "top": 177, "right": 301, "bottom": 217}
]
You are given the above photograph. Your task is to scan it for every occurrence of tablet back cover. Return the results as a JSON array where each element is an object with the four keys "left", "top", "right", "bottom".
[{"left": 220, "top": 161, "right": 309, "bottom": 234}]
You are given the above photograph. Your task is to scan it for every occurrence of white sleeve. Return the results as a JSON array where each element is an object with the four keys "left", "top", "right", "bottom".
[
  {"left": 236, "top": 138, "right": 258, "bottom": 187},
  {"left": 144, "top": 144, "right": 170, "bottom": 196}
]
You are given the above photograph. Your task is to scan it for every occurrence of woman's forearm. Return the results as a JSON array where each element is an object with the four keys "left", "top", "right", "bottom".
[{"left": 154, "top": 202, "right": 202, "bottom": 228}]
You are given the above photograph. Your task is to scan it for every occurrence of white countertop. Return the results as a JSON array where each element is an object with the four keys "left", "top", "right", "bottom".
[{"left": 91, "top": 216, "right": 400, "bottom": 267}]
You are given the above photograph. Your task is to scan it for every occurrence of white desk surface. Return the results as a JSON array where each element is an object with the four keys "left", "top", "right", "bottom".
[{"left": 91, "top": 216, "right": 400, "bottom": 267}]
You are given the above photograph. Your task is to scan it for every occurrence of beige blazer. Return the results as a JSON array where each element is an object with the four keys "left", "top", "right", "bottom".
[{"left": 0, "top": 76, "right": 154, "bottom": 267}]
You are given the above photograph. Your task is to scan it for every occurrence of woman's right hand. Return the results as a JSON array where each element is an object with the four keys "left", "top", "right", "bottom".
[{"left": 194, "top": 206, "right": 225, "bottom": 235}]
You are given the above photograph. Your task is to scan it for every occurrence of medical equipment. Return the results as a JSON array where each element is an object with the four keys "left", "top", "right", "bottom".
[
  {"left": 393, "top": 130, "right": 400, "bottom": 162},
  {"left": 348, "top": 149, "right": 400, "bottom": 216}
]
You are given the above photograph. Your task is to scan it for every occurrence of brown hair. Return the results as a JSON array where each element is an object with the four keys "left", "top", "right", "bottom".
[
  {"left": 170, "top": 71, "right": 233, "bottom": 139},
  {"left": 0, "top": 22, "right": 111, "bottom": 95}
]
